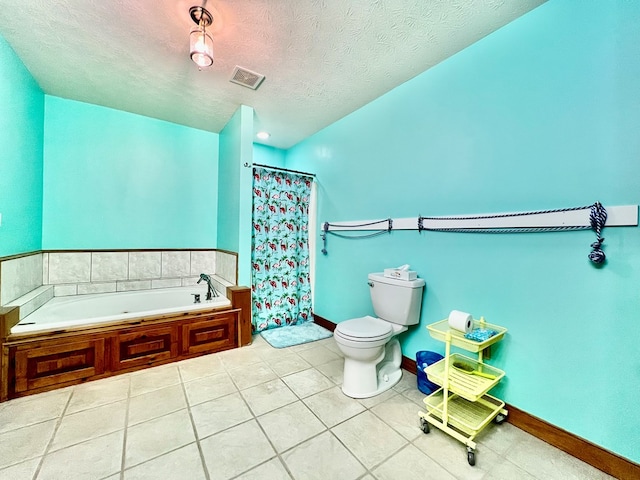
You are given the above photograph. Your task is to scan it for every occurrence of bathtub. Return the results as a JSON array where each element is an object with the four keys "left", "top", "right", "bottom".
[{"left": 12, "top": 286, "right": 232, "bottom": 334}]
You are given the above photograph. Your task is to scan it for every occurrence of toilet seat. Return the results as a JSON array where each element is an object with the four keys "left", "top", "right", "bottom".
[{"left": 335, "top": 316, "right": 392, "bottom": 342}]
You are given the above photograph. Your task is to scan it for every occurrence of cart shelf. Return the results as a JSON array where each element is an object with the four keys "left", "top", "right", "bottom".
[
  {"left": 425, "top": 353, "right": 505, "bottom": 402},
  {"left": 419, "top": 317, "right": 508, "bottom": 466},
  {"left": 427, "top": 318, "right": 507, "bottom": 352},
  {"left": 423, "top": 389, "right": 505, "bottom": 437}
]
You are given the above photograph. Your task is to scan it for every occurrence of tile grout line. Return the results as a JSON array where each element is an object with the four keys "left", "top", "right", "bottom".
[
  {"left": 119, "top": 376, "right": 131, "bottom": 480},
  {"left": 3, "top": 393, "right": 133, "bottom": 472},
  {"left": 244, "top": 345, "right": 369, "bottom": 479},
  {"left": 216, "top": 345, "right": 296, "bottom": 479},
  {"left": 281, "top": 349, "right": 377, "bottom": 478},
  {"left": 229, "top": 410, "right": 288, "bottom": 478},
  {"left": 342, "top": 380, "right": 449, "bottom": 477},
  {"left": 230, "top": 369, "right": 299, "bottom": 480},
  {"left": 326, "top": 428, "right": 371, "bottom": 477},
  {"left": 358, "top": 435, "right": 408, "bottom": 475},
  {"left": 363, "top": 382, "right": 436, "bottom": 475},
  {"left": 288, "top": 352, "right": 406, "bottom": 478},
  {"left": 177, "top": 344, "right": 383, "bottom": 478},
  {"left": 234, "top": 364, "right": 310, "bottom": 478},
  {"left": 178, "top": 365, "right": 212, "bottom": 480},
  {"left": 31, "top": 388, "right": 75, "bottom": 480},
  {"left": 314, "top": 393, "right": 374, "bottom": 477}
]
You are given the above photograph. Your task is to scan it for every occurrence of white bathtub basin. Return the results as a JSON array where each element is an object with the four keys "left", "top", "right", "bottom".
[{"left": 12, "top": 286, "right": 231, "bottom": 334}]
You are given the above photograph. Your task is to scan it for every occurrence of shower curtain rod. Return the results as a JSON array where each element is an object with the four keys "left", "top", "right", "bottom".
[{"left": 251, "top": 163, "right": 316, "bottom": 178}]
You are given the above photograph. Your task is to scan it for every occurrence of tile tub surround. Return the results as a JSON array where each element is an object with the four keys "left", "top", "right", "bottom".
[
  {"left": 216, "top": 250, "right": 238, "bottom": 284},
  {"left": 0, "top": 249, "right": 235, "bottom": 300},
  {"left": 0, "top": 253, "right": 43, "bottom": 305},
  {"left": 128, "top": 251, "right": 162, "bottom": 279},
  {"left": 5, "top": 286, "right": 54, "bottom": 320},
  {"left": 0, "top": 250, "right": 238, "bottom": 325},
  {"left": 0, "top": 336, "right": 615, "bottom": 480},
  {"left": 43, "top": 250, "right": 219, "bottom": 288},
  {"left": 161, "top": 251, "right": 191, "bottom": 278},
  {"left": 47, "top": 252, "right": 92, "bottom": 284},
  {"left": 91, "top": 252, "right": 129, "bottom": 282}
]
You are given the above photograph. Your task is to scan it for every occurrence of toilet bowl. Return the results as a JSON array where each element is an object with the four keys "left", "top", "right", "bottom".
[
  {"left": 334, "top": 316, "right": 406, "bottom": 398},
  {"left": 334, "top": 273, "right": 426, "bottom": 399}
]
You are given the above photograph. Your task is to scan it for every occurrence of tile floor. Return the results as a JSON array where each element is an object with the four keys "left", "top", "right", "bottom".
[{"left": 0, "top": 335, "right": 614, "bottom": 480}]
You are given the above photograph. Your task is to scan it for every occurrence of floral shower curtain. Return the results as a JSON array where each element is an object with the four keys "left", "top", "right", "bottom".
[{"left": 251, "top": 168, "right": 313, "bottom": 332}]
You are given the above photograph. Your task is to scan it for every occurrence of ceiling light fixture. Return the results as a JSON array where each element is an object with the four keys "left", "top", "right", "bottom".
[
  {"left": 256, "top": 132, "right": 271, "bottom": 140},
  {"left": 189, "top": 6, "right": 214, "bottom": 69}
]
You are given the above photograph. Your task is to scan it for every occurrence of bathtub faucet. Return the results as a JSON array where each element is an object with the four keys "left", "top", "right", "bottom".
[{"left": 197, "top": 273, "right": 219, "bottom": 300}]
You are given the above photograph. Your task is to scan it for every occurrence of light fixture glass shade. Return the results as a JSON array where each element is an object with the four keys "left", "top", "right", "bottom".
[{"left": 190, "top": 25, "right": 213, "bottom": 68}]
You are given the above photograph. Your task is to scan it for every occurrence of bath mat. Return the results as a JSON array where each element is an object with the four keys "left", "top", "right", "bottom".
[{"left": 260, "top": 322, "right": 333, "bottom": 349}]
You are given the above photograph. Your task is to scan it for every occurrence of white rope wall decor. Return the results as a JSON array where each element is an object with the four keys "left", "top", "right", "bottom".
[
  {"left": 320, "top": 203, "right": 638, "bottom": 264},
  {"left": 321, "top": 218, "right": 392, "bottom": 255}
]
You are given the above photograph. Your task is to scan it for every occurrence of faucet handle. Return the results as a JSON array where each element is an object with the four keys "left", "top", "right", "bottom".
[{"left": 192, "top": 293, "right": 201, "bottom": 303}]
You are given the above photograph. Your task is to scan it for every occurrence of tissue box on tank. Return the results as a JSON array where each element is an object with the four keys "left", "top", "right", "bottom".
[{"left": 383, "top": 269, "right": 417, "bottom": 281}]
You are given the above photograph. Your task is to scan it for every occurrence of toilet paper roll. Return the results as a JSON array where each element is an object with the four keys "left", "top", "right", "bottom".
[{"left": 448, "top": 310, "right": 473, "bottom": 333}]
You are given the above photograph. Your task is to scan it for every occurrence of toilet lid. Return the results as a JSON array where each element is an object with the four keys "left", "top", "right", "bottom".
[{"left": 336, "top": 316, "right": 392, "bottom": 341}]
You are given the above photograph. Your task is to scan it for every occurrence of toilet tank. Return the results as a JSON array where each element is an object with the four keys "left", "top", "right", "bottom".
[{"left": 368, "top": 273, "right": 425, "bottom": 325}]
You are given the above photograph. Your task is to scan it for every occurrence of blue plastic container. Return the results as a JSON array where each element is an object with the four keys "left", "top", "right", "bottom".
[{"left": 416, "top": 350, "right": 444, "bottom": 395}]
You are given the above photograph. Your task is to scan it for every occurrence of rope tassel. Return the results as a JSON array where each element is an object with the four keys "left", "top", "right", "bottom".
[{"left": 588, "top": 202, "right": 607, "bottom": 265}]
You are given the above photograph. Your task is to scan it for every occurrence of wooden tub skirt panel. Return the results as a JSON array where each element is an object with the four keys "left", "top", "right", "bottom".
[
  {"left": 14, "top": 338, "right": 105, "bottom": 393},
  {"left": 1, "top": 286, "right": 252, "bottom": 401},
  {"left": 182, "top": 313, "right": 237, "bottom": 355},
  {"left": 113, "top": 326, "right": 178, "bottom": 371}
]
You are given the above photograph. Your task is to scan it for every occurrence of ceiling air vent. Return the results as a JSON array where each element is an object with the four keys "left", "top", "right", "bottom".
[{"left": 230, "top": 66, "right": 265, "bottom": 90}]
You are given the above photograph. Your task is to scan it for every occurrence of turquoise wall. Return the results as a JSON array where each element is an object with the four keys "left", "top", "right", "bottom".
[
  {"left": 286, "top": 0, "right": 640, "bottom": 463},
  {"left": 253, "top": 144, "right": 286, "bottom": 169},
  {"left": 42, "top": 96, "right": 219, "bottom": 249},
  {"left": 237, "top": 108, "right": 255, "bottom": 287},
  {"left": 0, "top": 36, "right": 44, "bottom": 257},
  {"left": 218, "top": 110, "right": 242, "bottom": 252},
  {"left": 217, "top": 105, "right": 254, "bottom": 286}
]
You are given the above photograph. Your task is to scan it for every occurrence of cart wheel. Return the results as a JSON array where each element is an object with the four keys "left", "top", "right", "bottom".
[
  {"left": 467, "top": 447, "right": 476, "bottom": 466},
  {"left": 420, "top": 418, "right": 430, "bottom": 434},
  {"left": 494, "top": 413, "right": 507, "bottom": 425}
]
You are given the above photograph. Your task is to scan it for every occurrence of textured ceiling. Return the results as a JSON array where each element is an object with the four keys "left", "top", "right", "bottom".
[{"left": 0, "top": 0, "right": 545, "bottom": 149}]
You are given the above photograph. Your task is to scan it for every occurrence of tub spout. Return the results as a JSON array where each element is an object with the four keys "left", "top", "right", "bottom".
[{"left": 197, "top": 273, "right": 219, "bottom": 300}]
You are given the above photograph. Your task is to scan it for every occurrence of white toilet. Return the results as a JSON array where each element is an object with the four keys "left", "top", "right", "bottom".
[{"left": 334, "top": 272, "right": 425, "bottom": 398}]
